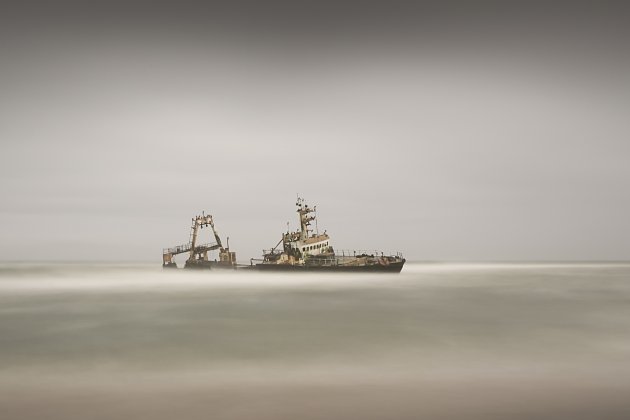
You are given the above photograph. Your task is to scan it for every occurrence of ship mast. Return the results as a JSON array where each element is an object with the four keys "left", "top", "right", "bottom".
[
  {"left": 189, "top": 213, "right": 214, "bottom": 260},
  {"left": 296, "top": 196, "right": 316, "bottom": 240}
]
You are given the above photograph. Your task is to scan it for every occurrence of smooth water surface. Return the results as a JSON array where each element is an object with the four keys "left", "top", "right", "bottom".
[{"left": 1, "top": 262, "right": 630, "bottom": 419}]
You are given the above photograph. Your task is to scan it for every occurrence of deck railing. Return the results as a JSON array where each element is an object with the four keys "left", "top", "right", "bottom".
[
  {"left": 333, "top": 250, "right": 404, "bottom": 258},
  {"left": 163, "top": 242, "right": 219, "bottom": 255}
]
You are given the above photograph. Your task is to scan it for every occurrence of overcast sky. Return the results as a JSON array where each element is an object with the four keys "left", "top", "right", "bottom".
[{"left": 1, "top": 1, "right": 629, "bottom": 262}]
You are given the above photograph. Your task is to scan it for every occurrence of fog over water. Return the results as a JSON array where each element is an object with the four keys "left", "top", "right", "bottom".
[{"left": 2, "top": 263, "right": 630, "bottom": 419}]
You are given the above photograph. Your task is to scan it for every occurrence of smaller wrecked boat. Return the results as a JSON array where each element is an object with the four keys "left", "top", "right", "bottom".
[
  {"left": 162, "top": 213, "right": 236, "bottom": 269},
  {"left": 251, "top": 197, "right": 405, "bottom": 272}
]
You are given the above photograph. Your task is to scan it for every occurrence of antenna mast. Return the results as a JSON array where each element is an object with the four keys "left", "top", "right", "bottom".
[{"left": 296, "top": 196, "right": 316, "bottom": 240}]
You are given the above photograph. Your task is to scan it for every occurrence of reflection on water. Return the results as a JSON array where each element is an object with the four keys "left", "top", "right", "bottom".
[{"left": 1, "top": 263, "right": 630, "bottom": 419}]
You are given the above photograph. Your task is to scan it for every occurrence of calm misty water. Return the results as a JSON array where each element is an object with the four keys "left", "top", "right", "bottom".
[{"left": 1, "top": 262, "right": 630, "bottom": 419}]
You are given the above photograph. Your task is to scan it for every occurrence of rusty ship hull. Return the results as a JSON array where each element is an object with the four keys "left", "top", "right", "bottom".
[
  {"left": 254, "top": 260, "right": 405, "bottom": 272},
  {"left": 184, "top": 260, "right": 237, "bottom": 270},
  {"left": 253, "top": 197, "right": 406, "bottom": 273}
]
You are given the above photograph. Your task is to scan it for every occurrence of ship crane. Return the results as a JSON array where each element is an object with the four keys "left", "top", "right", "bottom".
[
  {"left": 162, "top": 212, "right": 237, "bottom": 269},
  {"left": 209, "top": 217, "right": 223, "bottom": 249},
  {"left": 188, "top": 213, "right": 221, "bottom": 264}
]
